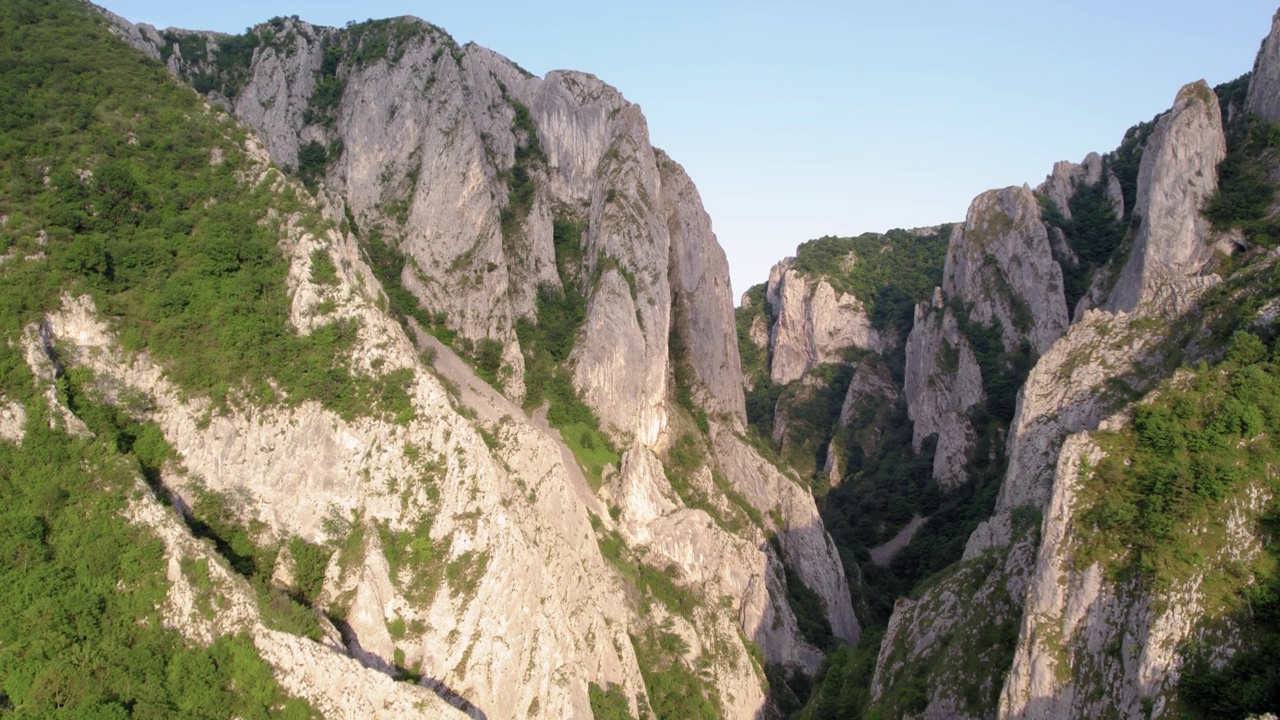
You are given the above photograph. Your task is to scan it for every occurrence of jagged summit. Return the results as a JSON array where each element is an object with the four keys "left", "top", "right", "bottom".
[{"left": 1106, "top": 80, "right": 1226, "bottom": 314}]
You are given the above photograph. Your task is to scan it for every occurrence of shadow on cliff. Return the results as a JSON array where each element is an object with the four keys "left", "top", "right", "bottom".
[
  {"left": 331, "top": 617, "right": 490, "bottom": 719},
  {"left": 745, "top": 525, "right": 845, "bottom": 719}
]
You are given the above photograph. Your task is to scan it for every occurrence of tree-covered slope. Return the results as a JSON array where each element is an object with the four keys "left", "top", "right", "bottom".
[{"left": 0, "top": 0, "right": 335, "bottom": 716}]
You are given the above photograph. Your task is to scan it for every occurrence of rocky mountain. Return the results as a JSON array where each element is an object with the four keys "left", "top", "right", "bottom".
[
  {"left": 6, "top": 1, "right": 1280, "bottom": 718},
  {"left": 738, "top": 11, "right": 1280, "bottom": 720},
  {"left": 1, "top": 2, "right": 857, "bottom": 719}
]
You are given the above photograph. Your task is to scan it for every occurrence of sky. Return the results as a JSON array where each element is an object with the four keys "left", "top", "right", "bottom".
[{"left": 102, "top": 0, "right": 1279, "bottom": 299}]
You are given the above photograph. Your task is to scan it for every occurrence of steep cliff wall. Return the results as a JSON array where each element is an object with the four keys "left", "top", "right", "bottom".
[
  {"left": 765, "top": 260, "right": 884, "bottom": 385},
  {"left": 942, "top": 186, "right": 1069, "bottom": 356},
  {"left": 110, "top": 15, "right": 673, "bottom": 443},
  {"left": 903, "top": 185, "right": 1067, "bottom": 490},
  {"left": 661, "top": 151, "right": 748, "bottom": 423},
  {"left": 1248, "top": 9, "right": 1280, "bottom": 122},
  {"left": 87, "top": 8, "right": 865, "bottom": 718},
  {"left": 868, "top": 75, "right": 1242, "bottom": 717},
  {"left": 902, "top": 288, "right": 984, "bottom": 489},
  {"left": 1107, "top": 82, "right": 1225, "bottom": 313}
]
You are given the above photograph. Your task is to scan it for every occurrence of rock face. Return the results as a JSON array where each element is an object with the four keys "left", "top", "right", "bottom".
[
  {"left": 942, "top": 186, "right": 1069, "bottom": 356},
  {"left": 1038, "top": 151, "right": 1126, "bottom": 267},
  {"left": 1039, "top": 152, "right": 1123, "bottom": 223},
  {"left": 766, "top": 259, "right": 883, "bottom": 385},
  {"left": 903, "top": 186, "right": 1068, "bottom": 489},
  {"left": 1248, "top": 9, "right": 1280, "bottom": 123},
  {"left": 868, "top": 76, "right": 1238, "bottom": 717},
  {"left": 661, "top": 151, "right": 747, "bottom": 423},
  {"left": 111, "top": 16, "right": 678, "bottom": 445},
  {"left": 1107, "top": 81, "right": 1225, "bottom": 313},
  {"left": 902, "top": 291, "right": 984, "bottom": 489},
  {"left": 93, "top": 9, "right": 863, "bottom": 719},
  {"left": 711, "top": 427, "right": 861, "bottom": 646}
]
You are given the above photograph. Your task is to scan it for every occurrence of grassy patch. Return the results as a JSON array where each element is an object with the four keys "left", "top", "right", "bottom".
[
  {"left": 517, "top": 217, "right": 620, "bottom": 487},
  {"left": 1075, "top": 331, "right": 1280, "bottom": 586},
  {"left": 376, "top": 517, "right": 448, "bottom": 606},
  {"left": 631, "top": 624, "right": 719, "bottom": 720},
  {"left": 588, "top": 681, "right": 636, "bottom": 720}
]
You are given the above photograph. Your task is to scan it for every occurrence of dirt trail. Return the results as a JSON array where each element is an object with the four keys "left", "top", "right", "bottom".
[{"left": 869, "top": 514, "right": 928, "bottom": 566}]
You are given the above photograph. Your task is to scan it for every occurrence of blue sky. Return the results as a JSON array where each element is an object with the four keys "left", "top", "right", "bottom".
[{"left": 103, "top": 1, "right": 1279, "bottom": 298}]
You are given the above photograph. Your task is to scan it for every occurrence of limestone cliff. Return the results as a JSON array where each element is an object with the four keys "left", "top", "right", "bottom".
[
  {"left": 1038, "top": 153, "right": 1124, "bottom": 226},
  {"left": 942, "top": 186, "right": 1069, "bottom": 356},
  {"left": 661, "top": 150, "right": 748, "bottom": 424},
  {"left": 1107, "top": 81, "right": 1225, "bottom": 313},
  {"left": 871, "top": 244, "right": 1222, "bottom": 720},
  {"left": 110, "top": 15, "right": 676, "bottom": 444},
  {"left": 865, "top": 77, "right": 1249, "bottom": 718},
  {"left": 1248, "top": 9, "right": 1280, "bottom": 122},
  {"left": 903, "top": 185, "right": 1067, "bottom": 489},
  {"left": 724, "top": 38, "right": 1275, "bottom": 716},
  {"left": 85, "top": 7, "right": 864, "bottom": 719},
  {"left": 765, "top": 259, "right": 884, "bottom": 385},
  {"left": 902, "top": 288, "right": 984, "bottom": 489}
]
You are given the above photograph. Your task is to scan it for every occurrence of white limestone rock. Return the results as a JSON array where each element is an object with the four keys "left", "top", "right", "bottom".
[
  {"left": 0, "top": 396, "right": 24, "bottom": 445},
  {"left": 1038, "top": 151, "right": 1125, "bottom": 226},
  {"left": 766, "top": 262, "right": 883, "bottom": 385},
  {"left": 660, "top": 151, "right": 747, "bottom": 423},
  {"left": 712, "top": 425, "right": 861, "bottom": 646},
  {"left": 944, "top": 186, "right": 1069, "bottom": 355},
  {"left": 1247, "top": 9, "right": 1280, "bottom": 123},
  {"left": 1107, "top": 81, "right": 1225, "bottom": 313},
  {"left": 903, "top": 301, "right": 983, "bottom": 490}
]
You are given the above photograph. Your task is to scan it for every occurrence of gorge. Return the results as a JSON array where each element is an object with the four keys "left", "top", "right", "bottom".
[{"left": 1, "top": 2, "right": 1279, "bottom": 718}]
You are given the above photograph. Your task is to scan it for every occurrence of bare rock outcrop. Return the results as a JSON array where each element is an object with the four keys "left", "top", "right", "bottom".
[
  {"left": 606, "top": 444, "right": 800, "bottom": 708},
  {"left": 1039, "top": 152, "right": 1125, "bottom": 224},
  {"left": 1107, "top": 81, "right": 1225, "bottom": 313},
  {"left": 103, "top": 14, "right": 686, "bottom": 447},
  {"left": 712, "top": 426, "right": 861, "bottom": 646},
  {"left": 943, "top": 186, "right": 1069, "bottom": 355},
  {"left": 870, "top": 79, "right": 1229, "bottom": 715},
  {"left": 46, "top": 278, "right": 645, "bottom": 720},
  {"left": 0, "top": 396, "right": 24, "bottom": 445},
  {"left": 661, "top": 151, "right": 747, "bottom": 423},
  {"left": 1248, "top": 9, "right": 1280, "bottom": 123},
  {"left": 903, "top": 185, "right": 1069, "bottom": 490},
  {"left": 903, "top": 295, "right": 984, "bottom": 490},
  {"left": 123, "top": 480, "right": 470, "bottom": 720},
  {"left": 766, "top": 260, "right": 883, "bottom": 385},
  {"left": 822, "top": 354, "right": 901, "bottom": 484}
]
